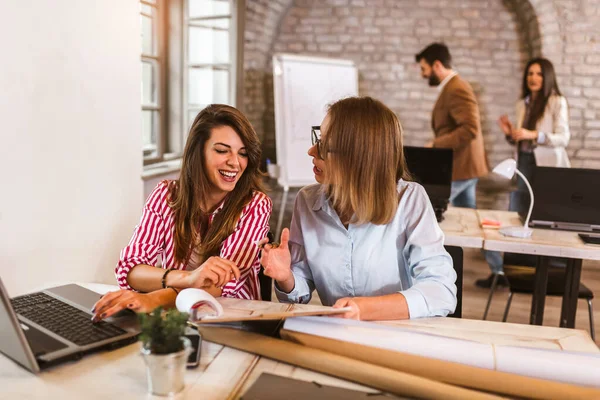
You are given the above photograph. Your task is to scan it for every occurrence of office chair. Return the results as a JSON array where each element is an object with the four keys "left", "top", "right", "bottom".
[
  {"left": 445, "top": 245, "right": 463, "bottom": 318},
  {"left": 483, "top": 252, "right": 549, "bottom": 318},
  {"left": 499, "top": 264, "right": 595, "bottom": 341}
]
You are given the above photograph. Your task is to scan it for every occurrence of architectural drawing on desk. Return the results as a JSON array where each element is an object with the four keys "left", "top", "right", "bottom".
[{"left": 272, "top": 53, "right": 359, "bottom": 237}]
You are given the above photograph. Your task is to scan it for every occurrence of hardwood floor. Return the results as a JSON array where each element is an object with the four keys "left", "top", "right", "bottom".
[{"left": 267, "top": 183, "right": 600, "bottom": 346}]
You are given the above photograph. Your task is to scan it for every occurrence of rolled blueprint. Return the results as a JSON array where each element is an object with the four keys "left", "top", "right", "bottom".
[
  {"left": 196, "top": 325, "right": 501, "bottom": 400},
  {"left": 280, "top": 328, "right": 600, "bottom": 399}
]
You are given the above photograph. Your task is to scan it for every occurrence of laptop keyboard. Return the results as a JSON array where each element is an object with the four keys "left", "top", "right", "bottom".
[{"left": 11, "top": 292, "right": 128, "bottom": 346}]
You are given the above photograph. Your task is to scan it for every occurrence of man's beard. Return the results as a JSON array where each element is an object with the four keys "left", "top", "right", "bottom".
[{"left": 428, "top": 71, "right": 441, "bottom": 87}]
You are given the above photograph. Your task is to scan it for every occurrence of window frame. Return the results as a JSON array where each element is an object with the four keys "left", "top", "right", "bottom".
[{"left": 141, "top": 0, "right": 245, "bottom": 169}]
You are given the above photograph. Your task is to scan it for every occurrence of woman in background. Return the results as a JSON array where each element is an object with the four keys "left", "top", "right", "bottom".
[
  {"left": 476, "top": 58, "right": 570, "bottom": 287},
  {"left": 92, "top": 104, "right": 272, "bottom": 320},
  {"left": 260, "top": 96, "right": 456, "bottom": 320}
]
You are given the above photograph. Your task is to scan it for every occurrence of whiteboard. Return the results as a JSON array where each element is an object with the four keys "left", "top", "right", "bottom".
[{"left": 273, "top": 54, "right": 359, "bottom": 189}]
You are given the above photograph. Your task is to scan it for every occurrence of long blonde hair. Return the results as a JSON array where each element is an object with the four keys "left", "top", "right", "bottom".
[
  {"left": 323, "top": 97, "right": 410, "bottom": 225},
  {"left": 169, "top": 104, "right": 265, "bottom": 265}
]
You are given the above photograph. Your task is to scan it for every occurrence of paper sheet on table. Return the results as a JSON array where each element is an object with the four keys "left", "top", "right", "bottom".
[
  {"left": 283, "top": 317, "right": 600, "bottom": 387},
  {"left": 176, "top": 289, "right": 351, "bottom": 323}
]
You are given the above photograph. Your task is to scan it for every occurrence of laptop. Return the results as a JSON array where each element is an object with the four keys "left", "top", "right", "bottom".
[
  {"left": 403, "top": 146, "right": 453, "bottom": 222},
  {"left": 526, "top": 166, "right": 600, "bottom": 232},
  {"left": 0, "top": 277, "right": 140, "bottom": 373}
]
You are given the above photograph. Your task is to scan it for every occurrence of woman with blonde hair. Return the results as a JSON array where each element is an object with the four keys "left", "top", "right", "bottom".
[
  {"left": 260, "top": 97, "right": 456, "bottom": 320},
  {"left": 92, "top": 104, "right": 272, "bottom": 321}
]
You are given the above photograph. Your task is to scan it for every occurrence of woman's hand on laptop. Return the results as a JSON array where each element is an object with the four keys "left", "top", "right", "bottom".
[{"left": 91, "top": 290, "right": 169, "bottom": 322}]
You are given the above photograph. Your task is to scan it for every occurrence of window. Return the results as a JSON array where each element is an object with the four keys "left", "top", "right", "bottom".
[
  {"left": 140, "top": 0, "right": 244, "bottom": 167},
  {"left": 140, "top": 0, "right": 164, "bottom": 162}
]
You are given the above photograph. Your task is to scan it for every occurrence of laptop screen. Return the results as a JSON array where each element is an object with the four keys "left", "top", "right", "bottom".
[
  {"left": 530, "top": 166, "right": 600, "bottom": 227},
  {"left": 0, "top": 279, "right": 39, "bottom": 373},
  {"left": 403, "top": 146, "right": 453, "bottom": 203}
]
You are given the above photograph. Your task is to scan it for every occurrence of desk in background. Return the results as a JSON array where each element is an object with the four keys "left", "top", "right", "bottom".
[
  {"left": 440, "top": 207, "right": 600, "bottom": 329},
  {"left": 478, "top": 209, "right": 600, "bottom": 328}
]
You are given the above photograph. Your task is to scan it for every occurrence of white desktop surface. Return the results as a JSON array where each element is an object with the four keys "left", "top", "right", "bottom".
[
  {"left": 1, "top": 283, "right": 598, "bottom": 399},
  {"left": 441, "top": 207, "right": 600, "bottom": 260},
  {"left": 477, "top": 209, "right": 600, "bottom": 260}
]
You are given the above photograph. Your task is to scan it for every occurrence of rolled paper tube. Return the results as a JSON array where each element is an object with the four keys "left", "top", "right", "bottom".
[
  {"left": 280, "top": 329, "right": 600, "bottom": 400},
  {"left": 196, "top": 326, "right": 501, "bottom": 400}
]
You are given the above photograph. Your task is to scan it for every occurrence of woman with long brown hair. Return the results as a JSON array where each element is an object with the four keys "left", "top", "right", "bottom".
[
  {"left": 260, "top": 97, "right": 456, "bottom": 320},
  {"left": 92, "top": 104, "right": 271, "bottom": 321},
  {"left": 476, "top": 58, "right": 571, "bottom": 288}
]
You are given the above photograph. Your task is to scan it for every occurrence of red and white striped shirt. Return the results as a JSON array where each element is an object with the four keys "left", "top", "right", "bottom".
[{"left": 115, "top": 180, "right": 272, "bottom": 300}]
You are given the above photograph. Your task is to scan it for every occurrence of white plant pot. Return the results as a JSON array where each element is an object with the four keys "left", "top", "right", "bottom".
[{"left": 141, "top": 336, "right": 192, "bottom": 396}]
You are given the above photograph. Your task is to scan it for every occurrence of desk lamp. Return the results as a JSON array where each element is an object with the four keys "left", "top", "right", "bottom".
[{"left": 493, "top": 159, "right": 533, "bottom": 238}]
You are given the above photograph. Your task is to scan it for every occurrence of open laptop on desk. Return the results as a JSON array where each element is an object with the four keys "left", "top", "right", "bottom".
[
  {"left": 525, "top": 166, "right": 600, "bottom": 232},
  {"left": 0, "top": 278, "right": 140, "bottom": 373},
  {"left": 403, "top": 146, "right": 453, "bottom": 222}
]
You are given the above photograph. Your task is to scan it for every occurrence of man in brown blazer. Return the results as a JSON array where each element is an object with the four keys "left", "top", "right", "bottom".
[
  {"left": 415, "top": 43, "right": 489, "bottom": 208},
  {"left": 416, "top": 44, "right": 504, "bottom": 287}
]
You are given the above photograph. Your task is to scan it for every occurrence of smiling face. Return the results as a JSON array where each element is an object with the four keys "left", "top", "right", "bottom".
[
  {"left": 308, "top": 115, "right": 330, "bottom": 184},
  {"left": 204, "top": 125, "right": 248, "bottom": 198},
  {"left": 526, "top": 63, "right": 543, "bottom": 94}
]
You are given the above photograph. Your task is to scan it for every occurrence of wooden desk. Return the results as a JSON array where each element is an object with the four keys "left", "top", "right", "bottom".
[
  {"left": 477, "top": 210, "right": 600, "bottom": 261},
  {"left": 438, "top": 206, "right": 484, "bottom": 248},
  {"left": 477, "top": 210, "right": 600, "bottom": 328},
  {"left": 1, "top": 315, "right": 596, "bottom": 399}
]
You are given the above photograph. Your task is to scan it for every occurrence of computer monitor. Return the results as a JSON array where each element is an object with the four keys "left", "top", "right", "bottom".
[
  {"left": 528, "top": 166, "right": 600, "bottom": 232},
  {"left": 403, "top": 146, "right": 453, "bottom": 220}
]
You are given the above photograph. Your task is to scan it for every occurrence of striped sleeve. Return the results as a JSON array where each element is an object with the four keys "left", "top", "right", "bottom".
[
  {"left": 220, "top": 192, "right": 272, "bottom": 299},
  {"left": 115, "top": 181, "right": 171, "bottom": 290}
]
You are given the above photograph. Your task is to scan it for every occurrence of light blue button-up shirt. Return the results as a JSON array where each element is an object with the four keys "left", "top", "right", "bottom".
[{"left": 275, "top": 181, "right": 457, "bottom": 318}]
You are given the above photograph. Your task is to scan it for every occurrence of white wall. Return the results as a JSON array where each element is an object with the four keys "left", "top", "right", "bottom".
[{"left": 0, "top": 0, "right": 142, "bottom": 296}]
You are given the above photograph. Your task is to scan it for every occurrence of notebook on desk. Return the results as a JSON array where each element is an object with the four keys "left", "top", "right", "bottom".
[
  {"left": 525, "top": 166, "right": 600, "bottom": 232},
  {"left": 403, "top": 146, "right": 453, "bottom": 222},
  {"left": 0, "top": 277, "right": 140, "bottom": 373},
  {"left": 241, "top": 373, "right": 391, "bottom": 400}
]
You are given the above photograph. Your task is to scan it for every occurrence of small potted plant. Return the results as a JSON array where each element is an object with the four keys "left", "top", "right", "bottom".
[{"left": 139, "top": 307, "right": 191, "bottom": 396}]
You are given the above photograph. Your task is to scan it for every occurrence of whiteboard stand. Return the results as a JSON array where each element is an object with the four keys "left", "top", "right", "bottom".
[{"left": 272, "top": 53, "right": 358, "bottom": 238}]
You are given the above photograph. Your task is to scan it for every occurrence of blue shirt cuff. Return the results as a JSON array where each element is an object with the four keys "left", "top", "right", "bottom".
[
  {"left": 400, "top": 288, "right": 429, "bottom": 319},
  {"left": 274, "top": 272, "right": 311, "bottom": 304},
  {"left": 537, "top": 131, "right": 546, "bottom": 144}
]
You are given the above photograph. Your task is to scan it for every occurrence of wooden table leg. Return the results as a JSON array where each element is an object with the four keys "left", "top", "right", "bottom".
[
  {"left": 560, "top": 258, "right": 582, "bottom": 328},
  {"left": 530, "top": 256, "right": 549, "bottom": 325}
]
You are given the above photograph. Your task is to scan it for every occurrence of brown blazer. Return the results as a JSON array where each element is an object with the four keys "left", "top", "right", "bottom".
[{"left": 431, "top": 74, "right": 489, "bottom": 181}]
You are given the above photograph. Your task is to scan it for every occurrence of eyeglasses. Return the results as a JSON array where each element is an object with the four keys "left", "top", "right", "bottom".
[{"left": 311, "top": 126, "right": 326, "bottom": 159}]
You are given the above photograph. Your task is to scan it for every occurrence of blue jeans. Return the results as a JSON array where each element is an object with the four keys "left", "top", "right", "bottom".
[
  {"left": 450, "top": 178, "right": 478, "bottom": 209},
  {"left": 450, "top": 178, "right": 504, "bottom": 274}
]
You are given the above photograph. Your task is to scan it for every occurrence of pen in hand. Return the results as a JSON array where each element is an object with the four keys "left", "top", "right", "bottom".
[{"left": 257, "top": 232, "right": 279, "bottom": 249}]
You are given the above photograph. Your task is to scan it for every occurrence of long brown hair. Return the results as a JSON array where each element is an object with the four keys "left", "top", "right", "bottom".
[
  {"left": 169, "top": 104, "right": 265, "bottom": 265},
  {"left": 521, "top": 58, "right": 562, "bottom": 130},
  {"left": 322, "top": 97, "right": 411, "bottom": 225}
]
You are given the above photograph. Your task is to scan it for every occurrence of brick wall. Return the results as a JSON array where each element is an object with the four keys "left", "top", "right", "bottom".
[
  {"left": 244, "top": 0, "right": 600, "bottom": 206},
  {"left": 243, "top": 0, "right": 293, "bottom": 162}
]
